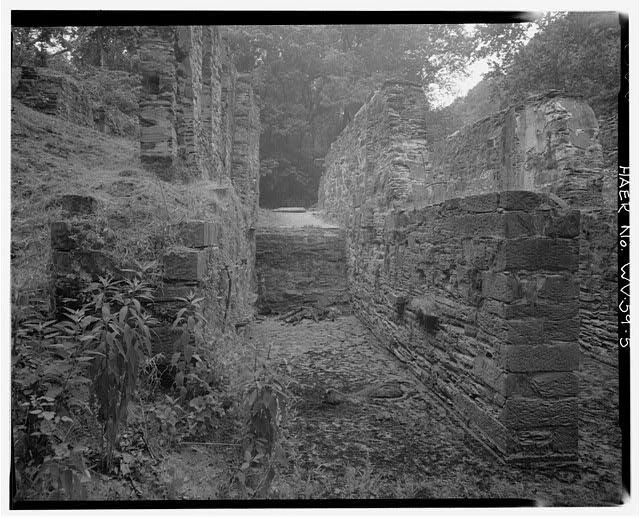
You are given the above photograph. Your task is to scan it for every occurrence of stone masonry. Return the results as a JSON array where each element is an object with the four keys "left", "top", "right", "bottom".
[
  {"left": 14, "top": 66, "right": 94, "bottom": 128},
  {"left": 256, "top": 227, "right": 348, "bottom": 315},
  {"left": 50, "top": 26, "right": 260, "bottom": 357},
  {"left": 321, "top": 82, "right": 617, "bottom": 369},
  {"left": 320, "top": 81, "right": 616, "bottom": 462},
  {"left": 138, "top": 26, "right": 260, "bottom": 345}
]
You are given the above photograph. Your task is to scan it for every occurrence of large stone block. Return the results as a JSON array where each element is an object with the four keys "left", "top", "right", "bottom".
[
  {"left": 505, "top": 372, "right": 578, "bottom": 398},
  {"left": 163, "top": 247, "right": 208, "bottom": 281},
  {"left": 50, "top": 221, "right": 74, "bottom": 251},
  {"left": 482, "top": 272, "right": 521, "bottom": 302},
  {"left": 537, "top": 274, "right": 580, "bottom": 302},
  {"left": 543, "top": 210, "right": 581, "bottom": 238},
  {"left": 176, "top": 220, "right": 218, "bottom": 248},
  {"left": 496, "top": 238, "right": 579, "bottom": 272},
  {"left": 502, "top": 397, "right": 578, "bottom": 429},
  {"left": 503, "top": 341, "right": 580, "bottom": 372}
]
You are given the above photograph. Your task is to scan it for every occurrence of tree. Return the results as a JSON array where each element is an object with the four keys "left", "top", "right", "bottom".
[
  {"left": 478, "top": 12, "right": 620, "bottom": 116},
  {"left": 11, "top": 26, "right": 141, "bottom": 72},
  {"left": 225, "top": 24, "right": 480, "bottom": 207},
  {"left": 11, "top": 26, "right": 76, "bottom": 67}
]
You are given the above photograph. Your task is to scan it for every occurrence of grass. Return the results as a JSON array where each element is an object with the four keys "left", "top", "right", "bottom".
[{"left": 11, "top": 100, "right": 239, "bottom": 299}]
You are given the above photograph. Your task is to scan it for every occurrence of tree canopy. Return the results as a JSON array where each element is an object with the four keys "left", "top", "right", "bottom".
[{"left": 224, "top": 24, "right": 486, "bottom": 207}]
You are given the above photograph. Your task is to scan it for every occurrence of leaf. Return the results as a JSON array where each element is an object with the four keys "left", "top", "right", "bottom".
[
  {"left": 171, "top": 352, "right": 181, "bottom": 367},
  {"left": 42, "top": 411, "right": 56, "bottom": 420},
  {"left": 184, "top": 343, "right": 193, "bottom": 365},
  {"left": 119, "top": 306, "right": 128, "bottom": 325},
  {"left": 75, "top": 356, "right": 97, "bottom": 363},
  {"left": 45, "top": 384, "right": 63, "bottom": 399}
]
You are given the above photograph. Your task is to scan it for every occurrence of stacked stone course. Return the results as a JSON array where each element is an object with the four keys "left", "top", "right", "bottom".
[
  {"left": 137, "top": 26, "right": 260, "bottom": 344},
  {"left": 256, "top": 227, "right": 349, "bottom": 315},
  {"left": 348, "top": 191, "right": 581, "bottom": 462}
]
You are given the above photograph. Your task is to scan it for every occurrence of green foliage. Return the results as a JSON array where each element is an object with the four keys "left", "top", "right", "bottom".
[
  {"left": 11, "top": 25, "right": 141, "bottom": 72},
  {"left": 225, "top": 24, "right": 480, "bottom": 208},
  {"left": 233, "top": 343, "right": 289, "bottom": 498},
  {"left": 79, "top": 266, "right": 158, "bottom": 471},
  {"left": 11, "top": 26, "right": 76, "bottom": 68},
  {"left": 12, "top": 261, "right": 161, "bottom": 498},
  {"left": 479, "top": 13, "right": 620, "bottom": 116},
  {"left": 12, "top": 307, "right": 93, "bottom": 499}
]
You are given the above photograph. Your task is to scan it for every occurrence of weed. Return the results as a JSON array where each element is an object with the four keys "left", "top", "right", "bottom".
[
  {"left": 233, "top": 342, "right": 290, "bottom": 498},
  {"left": 79, "top": 265, "right": 158, "bottom": 472}
]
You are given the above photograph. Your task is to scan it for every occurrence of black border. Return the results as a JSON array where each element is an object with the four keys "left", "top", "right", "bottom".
[
  {"left": 11, "top": 10, "right": 539, "bottom": 26},
  {"left": 8, "top": 9, "right": 631, "bottom": 511},
  {"left": 617, "top": 12, "right": 631, "bottom": 500}
]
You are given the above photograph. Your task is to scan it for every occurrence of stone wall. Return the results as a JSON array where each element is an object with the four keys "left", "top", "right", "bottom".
[
  {"left": 50, "top": 189, "right": 257, "bottom": 357},
  {"left": 320, "top": 81, "right": 428, "bottom": 226},
  {"left": 14, "top": 67, "right": 94, "bottom": 127},
  {"left": 50, "top": 26, "right": 260, "bottom": 360},
  {"left": 321, "top": 82, "right": 617, "bottom": 368},
  {"left": 139, "top": 26, "right": 253, "bottom": 185},
  {"left": 256, "top": 227, "right": 349, "bottom": 315},
  {"left": 348, "top": 191, "right": 581, "bottom": 462},
  {"left": 137, "top": 26, "right": 260, "bottom": 344},
  {"left": 231, "top": 75, "right": 260, "bottom": 226},
  {"left": 320, "top": 81, "right": 615, "bottom": 462}
]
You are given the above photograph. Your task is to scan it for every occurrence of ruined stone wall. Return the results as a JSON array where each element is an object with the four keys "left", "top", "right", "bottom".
[
  {"left": 420, "top": 92, "right": 604, "bottom": 206},
  {"left": 231, "top": 76, "right": 260, "bottom": 226},
  {"left": 320, "top": 82, "right": 616, "bottom": 462},
  {"left": 133, "top": 26, "right": 260, "bottom": 346},
  {"left": 139, "top": 26, "right": 250, "bottom": 185},
  {"left": 347, "top": 191, "right": 581, "bottom": 462},
  {"left": 139, "top": 27, "right": 179, "bottom": 172},
  {"left": 155, "top": 183, "right": 257, "bottom": 339},
  {"left": 256, "top": 227, "right": 349, "bottom": 315},
  {"left": 14, "top": 67, "right": 94, "bottom": 127},
  {"left": 321, "top": 83, "right": 617, "bottom": 368},
  {"left": 321, "top": 81, "right": 429, "bottom": 226},
  {"left": 50, "top": 186, "right": 257, "bottom": 358}
]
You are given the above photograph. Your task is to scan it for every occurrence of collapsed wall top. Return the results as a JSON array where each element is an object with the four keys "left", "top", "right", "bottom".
[{"left": 320, "top": 84, "right": 606, "bottom": 224}]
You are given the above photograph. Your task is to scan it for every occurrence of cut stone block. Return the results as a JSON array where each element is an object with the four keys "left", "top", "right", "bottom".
[
  {"left": 482, "top": 272, "right": 521, "bottom": 303},
  {"left": 496, "top": 238, "right": 579, "bottom": 272},
  {"left": 163, "top": 247, "right": 208, "bottom": 281},
  {"left": 176, "top": 220, "right": 217, "bottom": 248},
  {"left": 50, "top": 221, "right": 74, "bottom": 250},
  {"left": 503, "top": 397, "right": 578, "bottom": 429},
  {"left": 503, "top": 341, "right": 580, "bottom": 373}
]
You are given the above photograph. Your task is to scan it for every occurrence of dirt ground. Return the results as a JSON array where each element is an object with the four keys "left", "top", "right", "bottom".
[{"left": 239, "top": 314, "right": 623, "bottom": 505}]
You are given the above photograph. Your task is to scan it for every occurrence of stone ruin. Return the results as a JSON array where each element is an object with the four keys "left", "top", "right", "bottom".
[
  {"left": 319, "top": 81, "right": 617, "bottom": 463},
  {"left": 50, "top": 26, "right": 260, "bottom": 354},
  {"left": 39, "top": 26, "right": 617, "bottom": 466}
]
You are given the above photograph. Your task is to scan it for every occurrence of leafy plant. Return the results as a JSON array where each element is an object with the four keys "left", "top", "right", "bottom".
[
  {"left": 11, "top": 306, "right": 94, "bottom": 500},
  {"left": 234, "top": 343, "right": 290, "bottom": 498},
  {"left": 169, "top": 291, "right": 208, "bottom": 397},
  {"left": 79, "top": 263, "right": 158, "bottom": 472}
]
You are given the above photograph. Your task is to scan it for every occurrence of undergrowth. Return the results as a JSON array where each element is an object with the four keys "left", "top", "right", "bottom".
[{"left": 12, "top": 255, "right": 292, "bottom": 501}]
